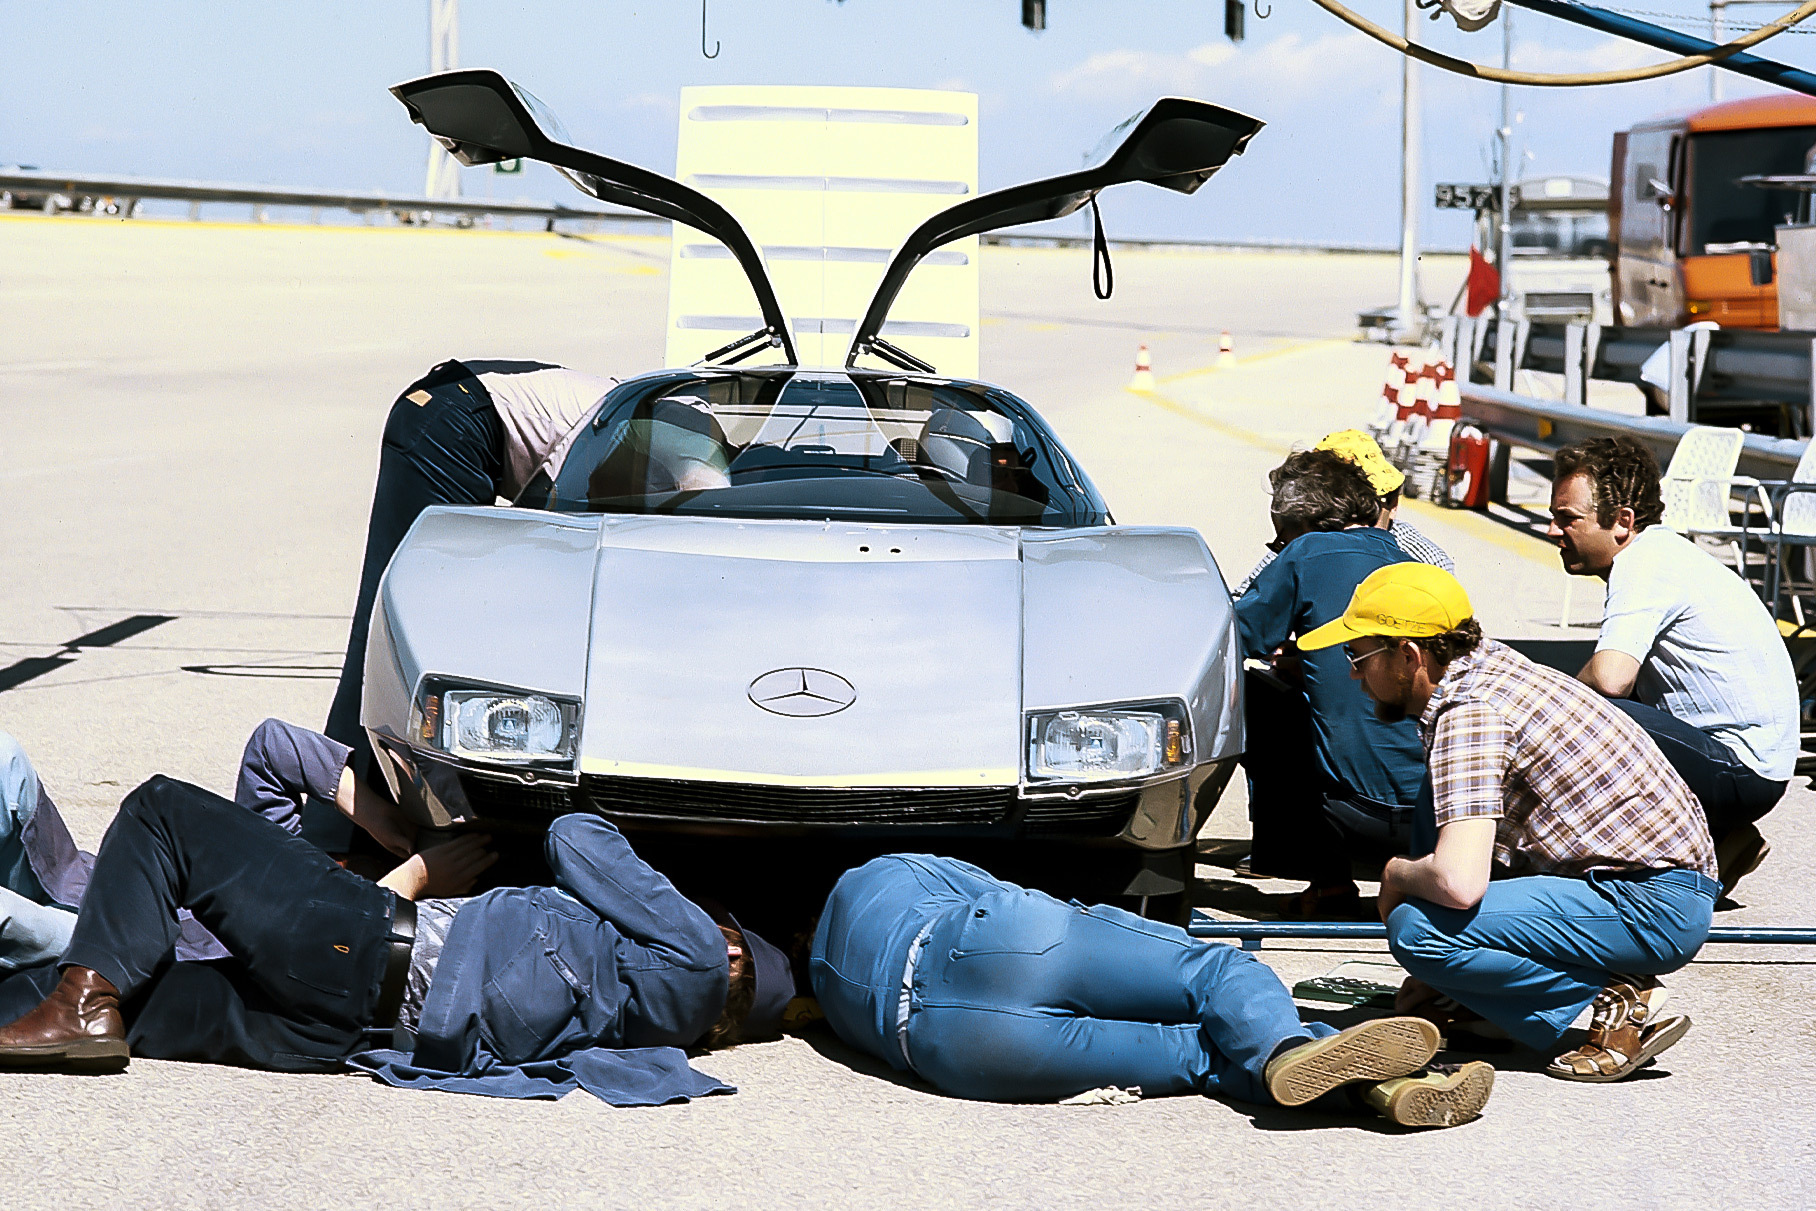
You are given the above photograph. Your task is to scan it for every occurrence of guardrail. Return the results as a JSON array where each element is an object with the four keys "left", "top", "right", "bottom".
[
  {"left": 0, "top": 168, "right": 648, "bottom": 229},
  {"left": 1457, "top": 383, "right": 1806, "bottom": 481},
  {"left": 1447, "top": 313, "right": 1816, "bottom": 439}
]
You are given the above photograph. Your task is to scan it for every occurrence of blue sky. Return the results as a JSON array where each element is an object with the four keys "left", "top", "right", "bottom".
[{"left": 1, "top": 0, "right": 1807, "bottom": 245}]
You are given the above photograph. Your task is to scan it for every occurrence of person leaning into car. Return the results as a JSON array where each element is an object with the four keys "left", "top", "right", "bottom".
[
  {"left": 1234, "top": 449, "right": 1428, "bottom": 920},
  {"left": 322, "top": 358, "right": 618, "bottom": 845}
]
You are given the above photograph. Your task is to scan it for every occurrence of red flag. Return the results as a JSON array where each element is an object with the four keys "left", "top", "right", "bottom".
[{"left": 1465, "top": 246, "right": 1501, "bottom": 317}]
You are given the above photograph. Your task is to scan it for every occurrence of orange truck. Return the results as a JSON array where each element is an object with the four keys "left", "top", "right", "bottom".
[{"left": 1612, "top": 94, "right": 1816, "bottom": 329}]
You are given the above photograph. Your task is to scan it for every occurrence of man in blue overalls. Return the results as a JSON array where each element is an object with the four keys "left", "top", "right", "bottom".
[{"left": 812, "top": 853, "right": 1496, "bottom": 1128}]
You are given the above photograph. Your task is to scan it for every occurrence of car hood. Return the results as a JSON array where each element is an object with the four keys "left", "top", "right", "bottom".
[{"left": 578, "top": 516, "right": 1023, "bottom": 787}]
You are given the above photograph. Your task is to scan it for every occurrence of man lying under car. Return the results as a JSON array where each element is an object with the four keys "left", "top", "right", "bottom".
[{"left": 0, "top": 725, "right": 791, "bottom": 1106}]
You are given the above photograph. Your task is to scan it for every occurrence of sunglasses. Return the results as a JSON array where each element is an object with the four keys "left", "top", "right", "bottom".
[{"left": 1343, "top": 643, "right": 1394, "bottom": 670}]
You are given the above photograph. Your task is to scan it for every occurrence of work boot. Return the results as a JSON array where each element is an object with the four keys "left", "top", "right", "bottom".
[
  {"left": 1264, "top": 1016, "right": 1440, "bottom": 1107},
  {"left": 0, "top": 965, "right": 129, "bottom": 1070},
  {"left": 1362, "top": 1061, "right": 1495, "bottom": 1128}
]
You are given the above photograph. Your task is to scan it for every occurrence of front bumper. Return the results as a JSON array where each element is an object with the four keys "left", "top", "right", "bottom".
[{"left": 371, "top": 731, "right": 1237, "bottom": 848}]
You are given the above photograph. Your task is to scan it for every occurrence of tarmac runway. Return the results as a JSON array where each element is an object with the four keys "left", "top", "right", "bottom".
[{"left": 1, "top": 213, "right": 1810, "bottom": 1209}]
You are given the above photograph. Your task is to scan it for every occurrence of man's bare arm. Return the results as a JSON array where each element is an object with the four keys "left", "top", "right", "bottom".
[
  {"left": 1378, "top": 818, "right": 1498, "bottom": 919},
  {"left": 1577, "top": 649, "right": 1640, "bottom": 699}
]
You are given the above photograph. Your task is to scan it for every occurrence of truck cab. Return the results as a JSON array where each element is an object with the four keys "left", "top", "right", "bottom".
[{"left": 1612, "top": 94, "right": 1816, "bottom": 329}]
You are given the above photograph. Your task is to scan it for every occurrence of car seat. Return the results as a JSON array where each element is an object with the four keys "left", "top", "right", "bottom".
[{"left": 918, "top": 408, "right": 1017, "bottom": 485}]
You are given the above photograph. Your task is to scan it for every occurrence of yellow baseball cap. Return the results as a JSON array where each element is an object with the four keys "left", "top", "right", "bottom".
[
  {"left": 1298, "top": 563, "right": 1474, "bottom": 651},
  {"left": 1316, "top": 429, "right": 1406, "bottom": 496}
]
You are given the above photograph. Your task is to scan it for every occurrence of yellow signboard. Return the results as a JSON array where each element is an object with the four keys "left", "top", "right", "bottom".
[{"left": 667, "top": 85, "right": 980, "bottom": 375}]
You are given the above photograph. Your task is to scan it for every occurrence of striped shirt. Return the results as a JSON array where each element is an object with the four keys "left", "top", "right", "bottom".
[
  {"left": 1420, "top": 639, "right": 1717, "bottom": 880},
  {"left": 1232, "top": 519, "right": 1452, "bottom": 599}
]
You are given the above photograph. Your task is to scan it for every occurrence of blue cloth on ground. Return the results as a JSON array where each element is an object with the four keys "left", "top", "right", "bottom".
[
  {"left": 345, "top": 1044, "right": 732, "bottom": 1105},
  {"left": 349, "top": 815, "right": 733, "bottom": 1106}
]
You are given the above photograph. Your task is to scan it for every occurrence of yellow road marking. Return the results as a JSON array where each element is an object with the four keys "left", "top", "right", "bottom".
[
  {"left": 1129, "top": 382, "right": 1559, "bottom": 570},
  {"left": 1155, "top": 337, "right": 1347, "bottom": 385}
]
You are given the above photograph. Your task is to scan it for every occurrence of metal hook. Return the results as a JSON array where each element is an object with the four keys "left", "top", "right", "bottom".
[
  {"left": 1254, "top": 0, "right": 1271, "bottom": 17},
  {"left": 701, "top": 0, "right": 720, "bottom": 58}
]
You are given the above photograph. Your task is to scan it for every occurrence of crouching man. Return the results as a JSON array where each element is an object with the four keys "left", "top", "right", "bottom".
[
  {"left": 1297, "top": 564, "right": 1719, "bottom": 1083},
  {"left": 0, "top": 777, "right": 790, "bottom": 1106},
  {"left": 811, "top": 853, "right": 1496, "bottom": 1128}
]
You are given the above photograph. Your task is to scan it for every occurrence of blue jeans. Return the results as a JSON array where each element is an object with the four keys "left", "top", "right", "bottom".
[
  {"left": 321, "top": 362, "right": 504, "bottom": 848},
  {"left": 0, "top": 734, "right": 75, "bottom": 973},
  {"left": 901, "top": 891, "right": 1333, "bottom": 1104},
  {"left": 1387, "top": 867, "right": 1717, "bottom": 1050},
  {"left": 1613, "top": 700, "right": 1786, "bottom": 840}
]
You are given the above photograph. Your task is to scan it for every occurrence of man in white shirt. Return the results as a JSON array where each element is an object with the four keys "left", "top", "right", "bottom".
[{"left": 1548, "top": 436, "right": 1799, "bottom": 893}]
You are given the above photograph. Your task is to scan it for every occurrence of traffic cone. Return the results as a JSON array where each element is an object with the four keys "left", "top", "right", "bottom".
[
  {"left": 1217, "top": 330, "right": 1237, "bottom": 369},
  {"left": 1432, "top": 361, "right": 1461, "bottom": 421},
  {"left": 1130, "top": 343, "right": 1155, "bottom": 390},
  {"left": 1369, "top": 349, "right": 1411, "bottom": 438}
]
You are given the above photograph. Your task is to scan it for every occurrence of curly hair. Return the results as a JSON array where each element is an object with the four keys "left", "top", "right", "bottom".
[
  {"left": 1268, "top": 449, "right": 1381, "bottom": 534},
  {"left": 1417, "top": 617, "right": 1483, "bottom": 668},
  {"left": 1554, "top": 437, "right": 1664, "bottom": 531},
  {"left": 697, "top": 921, "right": 757, "bottom": 1051}
]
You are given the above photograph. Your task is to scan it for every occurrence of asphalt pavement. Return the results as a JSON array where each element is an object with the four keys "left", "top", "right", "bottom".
[{"left": 0, "top": 213, "right": 1810, "bottom": 1209}]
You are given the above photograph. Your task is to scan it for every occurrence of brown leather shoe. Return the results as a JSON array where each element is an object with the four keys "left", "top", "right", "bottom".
[{"left": 0, "top": 966, "right": 129, "bottom": 1070}]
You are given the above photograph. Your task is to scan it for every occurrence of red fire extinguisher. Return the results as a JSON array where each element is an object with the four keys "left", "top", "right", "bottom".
[{"left": 1445, "top": 423, "right": 1492, "bottom": 509}]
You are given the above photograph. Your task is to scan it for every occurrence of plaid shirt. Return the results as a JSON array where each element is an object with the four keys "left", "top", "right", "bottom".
[
  {"left": 1233, "top": 520, "right": 1452, "bottom": 599},
  {"left": 1420, "top": 639, "right": 1717, "bottom": 879}
]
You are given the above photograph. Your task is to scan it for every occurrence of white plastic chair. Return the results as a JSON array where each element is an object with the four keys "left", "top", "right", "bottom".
[
  {"left": 1746, "top": 439, "right": 1816, "bottom": 622},
  {"left": 1668, "top": 425, "right": 1749, "bottom": 572}
]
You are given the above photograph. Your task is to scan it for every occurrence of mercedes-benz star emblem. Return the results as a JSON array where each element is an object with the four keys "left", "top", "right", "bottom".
[{"left": 748, "top": 667, "right": 857, "bottom": 717}]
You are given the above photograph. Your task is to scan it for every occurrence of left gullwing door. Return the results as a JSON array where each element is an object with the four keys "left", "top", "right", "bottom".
[{"left": 391, "top": 68, "right": 798, "bottom": 368}]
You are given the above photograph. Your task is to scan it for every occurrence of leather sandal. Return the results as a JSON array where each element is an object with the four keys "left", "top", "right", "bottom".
[{"left": 1546, "top": 978, "right": 1688, "bottom": 1083}]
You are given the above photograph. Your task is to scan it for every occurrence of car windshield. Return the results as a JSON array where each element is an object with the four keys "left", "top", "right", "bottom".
[
  {"left": 1510, "top": 209, "right": 1610, "bottom": 259},
  {"left": 531, "top": 370, "right": 1108, "bottom": 526}
]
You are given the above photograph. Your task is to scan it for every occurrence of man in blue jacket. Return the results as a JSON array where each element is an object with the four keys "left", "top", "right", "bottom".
[
  {"left": 812, "top": 853, "right": 1495, "bottom": 1128},
  {"left": 0, "top": 772, "right": 790, "bottom": 1106},
  {"left": 1236, "top": 449, "right": 1430, "bottom": 918}
]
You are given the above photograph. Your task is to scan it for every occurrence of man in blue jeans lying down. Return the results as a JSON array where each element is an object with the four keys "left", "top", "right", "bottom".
[{"left": 811, "top": 852, "right": 1496, "bottom": 1128}]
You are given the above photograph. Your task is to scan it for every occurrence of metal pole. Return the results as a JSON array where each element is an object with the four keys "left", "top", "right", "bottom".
[
  {"left": 1712, "top": 0, "right": 1725, "bottom": 102},
  {"left": 1395, "top": 0, "right": 1423, "bottom": 340},
  {"left": 425, "top": 0, "right": 461, "bottom": 200},
  {"left": 1505, "top": 0, "right": 1816, "bottom": 100},
  {"left": 1497, "top": 12, "right": 1514, "bottom": 311},
  {"left": 1188, "top": 919, "right": 1816, "bottom": 949}
]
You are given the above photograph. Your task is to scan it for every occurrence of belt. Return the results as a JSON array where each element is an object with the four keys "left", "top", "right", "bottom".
[{"left": 372, "top": 896, "right": 417, "bottom": 1031}]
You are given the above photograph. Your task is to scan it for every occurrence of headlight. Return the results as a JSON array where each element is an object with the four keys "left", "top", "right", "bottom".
[
  {"left": 1026, "top": 701, "right": 1192, "bottom": 783},
  {"left": 412, "top": 682, "right": 580, "bottom": 763}
]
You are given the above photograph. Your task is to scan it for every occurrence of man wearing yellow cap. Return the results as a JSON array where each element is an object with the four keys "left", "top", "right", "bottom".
[
  {"left": 1299, "top": 564, "right": 1719, "bottom": 1083},
  {"left": 1231, "top": 430, "right": 1451, "bottom": 599}
]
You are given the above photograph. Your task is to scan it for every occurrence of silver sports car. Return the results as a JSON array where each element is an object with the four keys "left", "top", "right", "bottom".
[{"left": 363, "top": 71, "right": 1261, "bottom": 920}]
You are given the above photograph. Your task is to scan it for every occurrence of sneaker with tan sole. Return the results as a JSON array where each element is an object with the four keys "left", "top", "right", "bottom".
[
  {"left": 1264, "top": 1016, "right": 1441, "bottom": 1107},
  {"left": 1363, "top": 1061, "right": 1495, "bottom": 1128}
]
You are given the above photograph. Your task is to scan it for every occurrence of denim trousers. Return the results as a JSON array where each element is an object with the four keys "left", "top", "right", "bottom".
[
  {"left": 321, "top": 363, "right": 504, "bottom": 847},
  {"left": 1612, "top": 700, "right": 1787, "bottom": 840},
  {"left": 1386, "top": 867, "right": 1717, "bottom": 1050},
  {"left": 4, "top": 774, "right": 395, "bottom": 1071},
  {"left": 901, "top": 890, "right": 1333, "bottom": 1103},
  {"left": 0, "top": 733, "right": 75, "bottom": 973}
]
